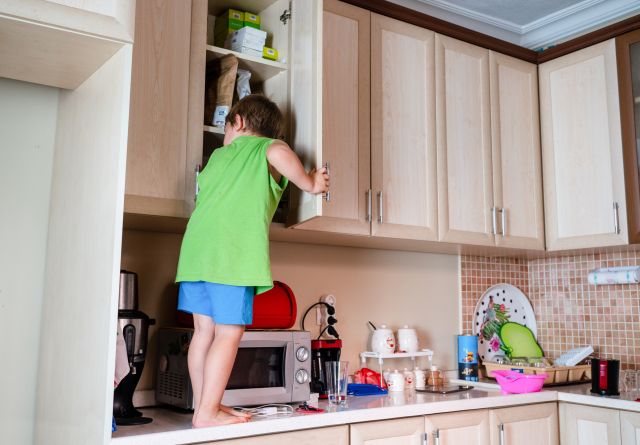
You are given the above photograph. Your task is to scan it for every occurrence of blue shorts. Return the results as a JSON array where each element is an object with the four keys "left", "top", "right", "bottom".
[{"left": 177, "top": 281, "right": 255, "bottom": 325}]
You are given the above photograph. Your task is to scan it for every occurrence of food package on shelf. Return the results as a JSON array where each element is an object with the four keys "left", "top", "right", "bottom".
[
  {"left": 263, "top": 47, "right": 278, "bottom": 61},
  {"left": 243, "top": 12, "right": 261, "bottom": 29},
  {"left": 204, "top": 54, "right": 238, "bottom": 127},
  {"left": 226, "top": 26, "right": 267, "bottom": 52},
  {"left": 214, "top": 9, "right": 244, "bottom": 47}
]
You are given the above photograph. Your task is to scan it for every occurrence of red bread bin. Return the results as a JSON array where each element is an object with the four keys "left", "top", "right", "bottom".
[
  {"left": 247, "top": 281, "right": 297, "bottom": 329},
  {"left": 175, "top": 281, "right": 297, "bottom": 329}
]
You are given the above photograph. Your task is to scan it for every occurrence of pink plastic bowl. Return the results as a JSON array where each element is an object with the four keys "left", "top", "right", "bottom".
[{"left": 491, "top": 370, "right": 547, "bottom": 394}]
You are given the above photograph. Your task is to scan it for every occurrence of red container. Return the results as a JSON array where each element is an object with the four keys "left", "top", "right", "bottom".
[{"left": 175, "top": 281, "right": 297, "bottom": 329}]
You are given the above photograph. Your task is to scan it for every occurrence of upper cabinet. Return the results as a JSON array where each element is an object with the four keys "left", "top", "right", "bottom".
[
  {"left": 617, "top": 29, "right": 640, "bottom": 244},
  {"left": 0, "top": 0, "right": 134, "bottom": 89},
  {"left": 435, "top": 35, "right": 493, "bottom": 246},
  {"left": 124, "top": 0, "right": 194, "bottom": 218},
  {"left": 436, "top": 35, "right": 544, "bottom": 249},
  {"left": 489, "top": 52, "right": 545, "bottom": 250},
  {"left": 371, "top": 14, "right": 438, "bottom": 240},
  {"left": 540, "top": 39, "right": 628, "bottom": 251}
]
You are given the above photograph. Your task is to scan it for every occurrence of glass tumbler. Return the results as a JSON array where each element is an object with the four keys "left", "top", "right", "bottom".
[
  {"left": 325, "top": 361, "right": 349, "bottom": 406},
  {"left": 623, "top": 369, "right": 639, "bottom": 396}
]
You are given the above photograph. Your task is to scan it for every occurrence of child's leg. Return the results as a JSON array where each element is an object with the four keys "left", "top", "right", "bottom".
[
  {"left": 192, "top": 323, "right": 246, "bottom": 428},
  {"left": 189, "top": 314, "right": 216, "bottom": 420}
]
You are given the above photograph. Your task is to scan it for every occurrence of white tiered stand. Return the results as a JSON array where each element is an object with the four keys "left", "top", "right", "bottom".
[{"left": 359, "top": 350, "right": 434, "bottom": 377}]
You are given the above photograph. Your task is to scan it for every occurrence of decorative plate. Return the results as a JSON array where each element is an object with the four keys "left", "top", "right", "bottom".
[{"left": 471, "top": 283, "right": 537, "bottom": 363}]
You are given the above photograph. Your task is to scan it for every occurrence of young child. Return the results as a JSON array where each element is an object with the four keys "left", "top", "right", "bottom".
[{"left": 175, "top": 94, "right": 329, "bottom": 428}]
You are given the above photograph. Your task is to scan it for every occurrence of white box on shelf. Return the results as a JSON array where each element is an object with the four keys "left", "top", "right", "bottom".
[
  {"left": 229, "top": 26, "right": 267, "bottom": 42},
  {"left": 230, "top": 46, "right": 263, "bottom": 58}
]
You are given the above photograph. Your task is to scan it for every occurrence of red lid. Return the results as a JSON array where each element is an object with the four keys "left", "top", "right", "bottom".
[{"left": 312, "top": 339, "right": 343, "bottom": 349}]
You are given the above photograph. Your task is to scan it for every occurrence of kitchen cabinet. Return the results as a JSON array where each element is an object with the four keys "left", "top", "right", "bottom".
[
  {"left": 435, "top": 35, "right": 544, "bottom": 249},
  {"left": 490, "top": 403, "right": 558, "bottom": 445},
  {"left": 370, "top": 14, "right": 438, "bottom": 240},
  {"left": 0, "top": 0, "right": 134, "bottom": 89},
  {"left": 288, "top": 0, "right": 371, "bottom": 235},
  {"left": 291, "top": 8, "right": 439, "bottom": 241},
  {"left": 616, "top": 29, "right": 640, "bottom": 245},
  {"left": 350, "top": 416, "right": 425, "bottom": 445},
  {"left": 560, "top": 402, "right": 621, "bottom": 445},
  {"left": 621, "top": 411, "right": 640, "bottom": 444},
  {"left": 424, "top": 409, "right": 490, "bottom": 445},
  {"left": 489, "top": 52, "right": 545, "bottom": 250},
  {"left": 124, "top": 0, "right": 196, "bottom": 218},
  {"left": 539, "top": 39, "right": 628, "bottom": 251},
  {"left": 435, "top": 34, "right": 493, "bottom": 246},
  {"left": 206, "top": 425, "right": 348, "bottom": 444}
]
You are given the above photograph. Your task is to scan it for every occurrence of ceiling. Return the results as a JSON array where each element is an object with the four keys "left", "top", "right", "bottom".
[{"left": 388, "top": 0, "right": 640, "bottom": 49}]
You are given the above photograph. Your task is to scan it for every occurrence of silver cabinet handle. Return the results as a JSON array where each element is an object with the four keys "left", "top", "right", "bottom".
[
  {"left": 366, "top": 189, "right": 372, "bottom": 222},
  {"left": 422, "top": 432, "right": 428, "bottom": 445},
  {"left": 613, "top": 202, "right": 620, "bottom": 234},
  {"left": 434, "top": 429, "right": 440, "bottom": 445},
  {"left": 322, "top": 161, "right": 330, "bottom": 202},
  {"left": 498, "top": 423, "right": 505, "bottom": 445},
  {"left": 194, "top": 164, "right": 201, "bottom": 201},
  {"left": 377, "top": 191, "right": 383, "bottom": 223},
  {"left": 500, "top": 207, "right": 506, "bottom": 237},
  {"left": 491, "top": 207, "right": 497, "bottom": 235}
]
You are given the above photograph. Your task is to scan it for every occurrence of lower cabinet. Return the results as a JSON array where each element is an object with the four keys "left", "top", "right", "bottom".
[
  {"left": 350, "top": 403, "right": 557, "bottom": 445},
  {"left": 560, "top": 403, "right": 621, "bottom": 445},
  {"left": 425, "top": 409, "right": 489, "bottom": 444},
  {"left": 206, "top": 425, "right": 349, "bottom": 445},
  {"left": 490, "top": 403, "right": 558, "bottom": 445},
  {"left": 621, "top": 411, "right": 640, "bottom": 444},
  {"left": 350, "top": 416, "right": 425, "bottom": 445}
]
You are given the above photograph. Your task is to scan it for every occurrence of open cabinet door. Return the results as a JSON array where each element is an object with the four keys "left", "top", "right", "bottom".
[
  {"left": 288, "top": 0, "right": 371, "bottom": 236},
  {"left": 34, "top": 46, "right": 132, "bottom": 445},
  {"left": 288, "top": 0, "right": 324, "bottom": 227}
]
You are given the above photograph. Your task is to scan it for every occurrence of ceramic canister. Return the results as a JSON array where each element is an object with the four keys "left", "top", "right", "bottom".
[
  {"left": 397, "top": 325, "right": 418, "bottom": 353},
  {"left": 457, "top": 334, "right": 479, "bottom": 382},
  {"left": 403, "top": 368, "right": 415, "bottom": 389},
  {"left": 387, "top": 369, "right": 405, "bottom": 392},
  {"left": 371, "top": 324, "right": 396, "bottom": 354}
]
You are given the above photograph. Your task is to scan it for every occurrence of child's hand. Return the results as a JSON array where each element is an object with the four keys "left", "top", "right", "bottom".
[{"left": 308, "top": 167, "right": 329, "bottom": 195}]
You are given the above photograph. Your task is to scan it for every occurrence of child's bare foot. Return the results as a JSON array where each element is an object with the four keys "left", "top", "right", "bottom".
[
  {"left": 220, "top": 405, "right": 252, "bottom": 419},
  {"left": 192, "top": 409, "right": 249, "bottom": 428}
]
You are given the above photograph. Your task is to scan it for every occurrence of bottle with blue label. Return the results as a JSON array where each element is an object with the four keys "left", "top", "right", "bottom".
[{"left": 458, "top": 334, "right": 479, "bottom": 381}]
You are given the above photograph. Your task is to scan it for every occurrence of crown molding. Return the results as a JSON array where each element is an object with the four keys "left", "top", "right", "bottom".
[{"left": 413, "top": 0, "right": 523, "bottom": 33}]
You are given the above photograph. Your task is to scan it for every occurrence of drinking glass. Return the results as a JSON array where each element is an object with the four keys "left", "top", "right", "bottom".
[
  {"left": 623, "top": 369, "right": 639, "bottom": 395},
  {"left": 325, "top": 361, "right": 349, "bottom": 406}
]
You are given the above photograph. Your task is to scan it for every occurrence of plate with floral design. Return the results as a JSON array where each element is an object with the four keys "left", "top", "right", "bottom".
[{"left": 471, "top": 283, "right": 537, "bottom": 363}]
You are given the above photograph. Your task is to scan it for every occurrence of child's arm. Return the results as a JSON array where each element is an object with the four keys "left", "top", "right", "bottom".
[{"left": 267, "top": 141, "right": 329, "bottom": 194}]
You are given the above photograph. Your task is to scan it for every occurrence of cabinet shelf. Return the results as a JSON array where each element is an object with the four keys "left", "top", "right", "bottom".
[
  {"left": 206, "top": 45, "right": 287, "bottom": 83},
  {"left": 203, "top": 124, "right": 224, "bottom": 135}
]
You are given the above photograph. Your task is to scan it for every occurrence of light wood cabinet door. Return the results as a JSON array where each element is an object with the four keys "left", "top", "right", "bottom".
[
  {"left": 351, "top": 416, "right": 425, "bottom": 445},
  {"left": 124, "top": 0, "right": 193, "bottom": 218},
  {"left": 205, "top": 425, "right": 348, "bottom": 445},
  {"left": 490, "top": 403, "right": 558, "bottom": 445},
  {"left": 560, "top": 403, "right": 621, "bottom": 445},
  {"left": 436, "top": 34, "right": 494, "bottom": 246},
  {"left": 539, "top": 39, "right": 628, "bottom": 251},
  {"left": 371, "top": 14, "right": 438, "bottom": 240},
  {"left": 425, "top": 409, "right": 490, "bottom": 445},
  {"left": 489, "top": 52, "right": 545, "bottom": 250},
  {"left": 621, "top": 410, "right": 640, "bottom": 445},
  {"left": 290, "top": 0, "right": 371, "bottom": 235}
]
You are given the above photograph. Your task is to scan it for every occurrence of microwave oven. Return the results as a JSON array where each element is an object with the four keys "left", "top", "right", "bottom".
[{"left": 155, "top": 328, "right": 311, "bottom": 408}]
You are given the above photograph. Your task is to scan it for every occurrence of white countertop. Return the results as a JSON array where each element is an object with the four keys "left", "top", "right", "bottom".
[{"left": 111, "top": 383, "right": 640, "bottom": 444}]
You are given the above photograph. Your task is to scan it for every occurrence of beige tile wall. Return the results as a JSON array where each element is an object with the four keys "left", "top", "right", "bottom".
[{"left": 461, "top": 250, "right": 640, "bottom": 369}]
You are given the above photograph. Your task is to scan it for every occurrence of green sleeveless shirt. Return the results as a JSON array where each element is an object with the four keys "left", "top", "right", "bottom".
[{"left": 175, "top": 136, "right": 288, "bottom": 295}]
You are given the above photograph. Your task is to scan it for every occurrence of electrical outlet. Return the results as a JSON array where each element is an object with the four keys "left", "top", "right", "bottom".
[{"left": 319, "top": 294, "right": 336, "bottom": 337}]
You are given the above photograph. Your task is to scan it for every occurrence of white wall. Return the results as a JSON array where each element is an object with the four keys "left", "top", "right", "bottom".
[
  {"left": 120, "top": 231, "right": 460, "bottom": 392},
  {"left": 0, "top": 77, "right": 59, "bottom": 445}
]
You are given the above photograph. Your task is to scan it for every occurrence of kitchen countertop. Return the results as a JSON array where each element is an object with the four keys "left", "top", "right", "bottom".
[{"left": 111, "top": 384, "right": 640, "bottom": 444}]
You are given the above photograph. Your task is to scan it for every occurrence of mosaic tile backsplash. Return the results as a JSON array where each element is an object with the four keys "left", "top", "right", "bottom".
[{"left": 461, "top": 250, "right": 640, "bottom": 369}]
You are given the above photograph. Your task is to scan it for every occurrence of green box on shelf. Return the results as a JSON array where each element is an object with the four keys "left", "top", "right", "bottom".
[
  {"left": 214, "top": 9, "right": 244, "bottom": 46},
  {"left": 243, "top": 12, "right": 261, "bottom": 29}
]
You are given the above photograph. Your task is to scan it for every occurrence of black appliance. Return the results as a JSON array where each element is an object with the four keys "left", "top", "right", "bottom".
[
  {"left": 113, "top": 270, "right": 156, "bottom": 425},
  {"left": 591, "top": 358, "right": 620, "bottom": 396},
  {"left": 310, "top": 339, "right": 342, "bottom": 399}
]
